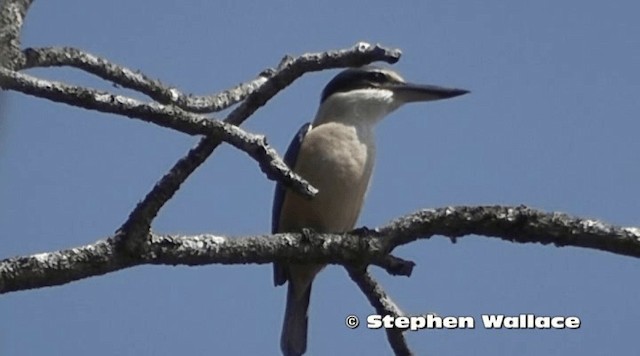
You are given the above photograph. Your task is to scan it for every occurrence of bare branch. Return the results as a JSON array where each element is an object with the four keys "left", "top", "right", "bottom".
[
  {"left": 1, "top": 231, "right": 376, "bottom": 293},
  {"left": 0, "top": 239, "right": 124, "bottom": 292},
  {"left": 347, "top": 267, "right": 412, "bottom": 356},
  {"left": 0, "top": 66, "right": 216, "bottom": 133},
  {"left": 117, "top": 42, "right": 402, "bottom": 247},
  {"left": 379, "top": 205, "right": 640, "bottom": 257},
  {"left": 21, "top": 46, "right": 270, "bottom": 112},
  {"left": 374, "top": 255, "right": 416, "bottom": 277},
  {"left": 0, "top": 66, "right": 316, "bottom": 198},
  {"left": 3, "top": 205, "right": 639, "bottom": 294},
  {"left": 0, "top": 0, "right": 32, "bottom": 69}
]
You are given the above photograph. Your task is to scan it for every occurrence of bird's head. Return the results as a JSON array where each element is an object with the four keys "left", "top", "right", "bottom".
[{"left": 315, "top": 66, "right": 468, "bottom": 126}]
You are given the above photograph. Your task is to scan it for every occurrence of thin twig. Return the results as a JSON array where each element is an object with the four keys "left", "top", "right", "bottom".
[
  {"left": 21, "top": 46, "right": 270, "bottom": 113},
  {"left": 0, "top": 66, "right": 316, "bottom": 199},
  {"left": 347, "top": 267, "right": 412, "bottom": 356}
]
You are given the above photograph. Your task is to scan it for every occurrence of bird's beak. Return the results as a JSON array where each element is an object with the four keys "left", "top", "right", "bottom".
[{"left": 389, "top": 82, "right": 469, "bottom": 103}]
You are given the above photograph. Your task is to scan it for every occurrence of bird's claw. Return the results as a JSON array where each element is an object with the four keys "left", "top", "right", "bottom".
[
  {"left": 301, "top": 227, "right": 316, "bottom": 243},
  {"left": 352, "top": 226, "right": 380, "bottom": 237}
]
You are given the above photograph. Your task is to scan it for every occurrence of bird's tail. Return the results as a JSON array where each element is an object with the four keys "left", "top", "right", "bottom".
[{"left": 281, "top": 281, "right": 312, "bottom": 356}]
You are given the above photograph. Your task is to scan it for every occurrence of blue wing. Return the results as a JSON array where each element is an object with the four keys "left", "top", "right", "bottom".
[
  {"left": 273, "top": 122, "right": 312, "bottom": 286},
  {"left": 272, "top": 122, "right": 312, "bottom": 234}
]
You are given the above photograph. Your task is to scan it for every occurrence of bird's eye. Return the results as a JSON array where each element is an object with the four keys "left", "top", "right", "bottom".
[{"left": 369, "top": 72, "right": 387, "bottom": 82}]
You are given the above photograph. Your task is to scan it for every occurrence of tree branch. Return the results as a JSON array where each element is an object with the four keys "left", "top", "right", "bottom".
[
  {"left": 0, "top": 0, "right": 32, "bottom": 70},
  {"left": 3, "top": 205, "right": 638, "bottom": 294},
  {"left": 347, "top": 267, "right": 412, "bottom": 356},
  {"left": 21, "top": 46, "right": 270, "bottom": 113},
  {"left": 379, "top": 205, "right": 640, "bottom": 257},
  {"left": 0, "top": 66, "right": 316, "bottom": 196}
]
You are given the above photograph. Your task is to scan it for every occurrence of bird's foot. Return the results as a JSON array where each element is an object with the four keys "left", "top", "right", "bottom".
[
  {"left": 352, "top": 226, "right": 380, "bottom": 237},
  {"left": 301, "top": 227, "right": 316, "bottom": 243}
]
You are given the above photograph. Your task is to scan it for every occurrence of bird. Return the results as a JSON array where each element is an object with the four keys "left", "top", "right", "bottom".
[{"left": 272, "top": 65, "right": 468, "bottom": 356}]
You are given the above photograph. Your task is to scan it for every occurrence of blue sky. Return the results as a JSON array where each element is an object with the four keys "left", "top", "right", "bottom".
[{"left": 2, "top": 1, "right": 639, "bottom": 355}]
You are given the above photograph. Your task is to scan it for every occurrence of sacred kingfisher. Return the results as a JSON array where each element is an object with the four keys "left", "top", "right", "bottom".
[{"left": 272, "top": 66, "right": 468, "bottom": 356}]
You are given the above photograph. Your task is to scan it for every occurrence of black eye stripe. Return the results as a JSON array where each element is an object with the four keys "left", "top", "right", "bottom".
[
  {"left": 321, "top": 67, "right": 395, "bottom": 103},
  {"left": 369, "top": 71, "right": 387, "bottom": 82}
]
